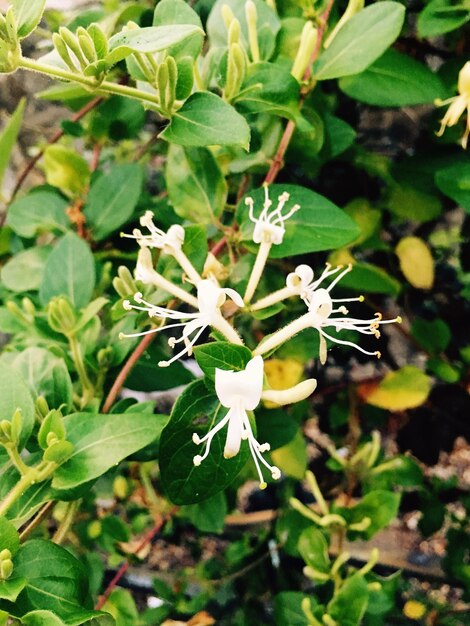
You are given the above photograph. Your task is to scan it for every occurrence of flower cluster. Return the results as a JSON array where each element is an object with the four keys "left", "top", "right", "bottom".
[{"left": 120, "top": 192, "right": 400, "bottom": 488}]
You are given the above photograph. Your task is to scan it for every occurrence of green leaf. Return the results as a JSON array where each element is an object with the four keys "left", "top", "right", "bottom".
[
  {"left": 153, "top": 0, "right": 204, "bottom": 59},
  {"left": 339, "top": 49, "right": 447, "bottom": 106},
  {"left": 411, "top": 318, "right": 451, "bottom": 355},
  {"left": 39, "top": 232, "right": 95, "bottom": 309},
  {"left": 387, "top": 183, "right": 442, "bottom": 222},
  {"left": 182, "top": 224, "right": 208, "bottom": 273},
  {"left": 298, "top": 527, "right": 330, "bottom": 573},
  {"left": 51, "top": 412, "right": 165, "bottom": 490},
  {"left": 0, "top": 348, "right": 73, "bottom": 412},
  {"left": 335, "top": 491, "right": 401, "bottom": 540},
  {"left": 314, "top": 2, "right": 405, "bottom": 80},
  {"left": 160, "top": 380, "right": 250, "bottom": 504},
  {"left": 43, "top": 146, "right": 90, "bottom": 198},
  {"left": 435, "top": 161, "right": 470, "bottom": 213},
  {"left": 236, "top": 62, "right": 300, "bottom": 120},
  {"left": 12, "top": 0, "right": 46, "bottom": 38},
  {"left": 207, "top": 0, "right": 281, "bottom": 61},
  {"left": 160, "top": 92, "right": 250, "bottom": 149},
  {"left": 6, "top": 191, "right": 70, "bottom": 238},
  {"left": 327, "top": 573, "right": 369, "bottom": 626},
  {"left": 274, "top": 592, "right": 310, "bottom": 626},
  {"left": 271, "top": 431, "right": 307, "bottom": 479},
  {"left": 6, "top": 540, "right": 90, "bottom": 619},
  {"left": 0, "top": 363, "right": 35, "bottom": 451},
  {"left": 125, "top": 342, "right": 195, "bottom": 392},
  {"left": 165, "top": 145, "right": 227, "bottom": 223},
  {"left": 329, "top": 258, "right": 401, "bottom": 296},
  {"left": 194, "top": 342, "right": 253, "bottom": 386},
  {"left": 84, "top": 164, "right": 143, "bottom": 241},
  {"left": 20, "top": 610, "right": 65, "bottom": 625},
  {"left": 182, "top": 491, "right": 228, "bottom": 533},
  {"left": 0, "top": 98, "right": 25, "bottom": 191},
  {"left": 1, "top": 246, "right": 51, "bottom": 293},
  {"left": 256, "top": 408, "right": 299, "bottom": 451},
  {"left": 418, "top": 0, "right": 470, "bottom": 38},
  {"left": 0, "top": 578, "right": 27, "bottom": 603},
  {"left": 106, "top": 25, "right": 203, "bottom": 66},
  {"left": 236, "top": 184, "right": 360, "bottom": 258},
  {"left": 0, "top": 517, "right": 19, "bottom": 555}
]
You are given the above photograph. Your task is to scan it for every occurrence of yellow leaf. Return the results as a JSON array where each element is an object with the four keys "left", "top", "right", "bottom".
[
  {"left": 396, "top": 236, "right": 434, "bottom": 289},
  {"left": 358, "top": 366, "right": 431, "bottom": 411},
  {"left": 271, "top": 432, "right": 307, "bottom": 479},
  {"left": 43, "top": 145, "right": 90, "bottom": 198},
  {"left": 263, "top": 358, "right": 304, "bottom": 408}
]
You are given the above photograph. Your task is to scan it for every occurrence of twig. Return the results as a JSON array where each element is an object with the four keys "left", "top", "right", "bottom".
[
  {"left": 9, "top": 95, "right": 104, "bottom": 201},
  {"left": 19, "top": 501, "right": 55, "bottom": 542},
  {"left": 210, "top": 0, "right": 336, "bottom": 255},
  {"left": 101, "top": 332, "right": 156, "bottom": 414},
  {"left": 94, "top": 508, "right": 177, "bottom": 610}
]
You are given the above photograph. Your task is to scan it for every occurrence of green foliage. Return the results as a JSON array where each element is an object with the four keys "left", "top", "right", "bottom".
[{"left": 0, "top": 0, "right": 467, "bottom": 623}]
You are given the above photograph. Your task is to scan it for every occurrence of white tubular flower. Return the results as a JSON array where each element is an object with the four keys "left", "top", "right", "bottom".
[
  {"left": 122, "top": 211, "right": 201, "bottom": 284},
  {"left": 246, "top": 185, "right": 300, "bottom": 245},
  {"left": 436, "top": 61, "right": 470, "bottom": 149},
  {"left": 254, "top": 264, "right": 401, "bottom": 364},
  {"left": 192, "top": 355, "right": 282, "bottom": 489},
  {"left": 261, "top": 378, "right": 317, "bottom": 406},
  {"left": 121, "top": 279, "right": 244, "bottom": 366},
  {"left": 244, "top": 186, "right": 300, "bottom": 304},
  {"left": 122, "top": 210, "right": 185, "bottom": 251}
]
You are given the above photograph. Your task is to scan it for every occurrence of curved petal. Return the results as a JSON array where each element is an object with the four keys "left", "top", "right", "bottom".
[
  {"left": 196, "top": 280, "right": 221, "bottom": 318},
  {"left": 223, "top": 287, "right": 245, "bottom": 309},
  {"left": 224, "top": 406, "right": 244, "bottom": 458},
  {"left": 261, "top": 378, "right": 317, "bottom": 406},
  {"left": 215, "top": 355, "right": 264, "bottom": 410}
]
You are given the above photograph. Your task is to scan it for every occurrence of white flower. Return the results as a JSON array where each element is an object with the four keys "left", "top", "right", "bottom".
[
  {"left": 436, "top": 61, "right": 470, "bottom": 149},
  {"left": 121, "top": 210, "right": 185, "bottom": 252},
  {"left": 121, "top": 279, "right": 244, "bottom": 366},
  {"left": 192, "top": 355, "right": 282, "bottom": 489},
  {"left": 254, "top": 263, "right": 401, "bottom": 363},
  {"left": 246, "top": 185, "right": 300, "bottom": 245}
]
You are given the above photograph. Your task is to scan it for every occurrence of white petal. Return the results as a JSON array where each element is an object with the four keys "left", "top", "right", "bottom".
[
  {"left": 135, "top": 247, "right": 155, "bottom": 283},
  {"left": 224, "top": 406, "right": 244, "bottom": 458},
  {"left": 295, "top": 264, "right": 314, "bottom": 286},
  {"left": 222, "top": 287, "right": 245, "bottom": 308},
  {"left": 214, "top": 355, "right": 264, "bottom": 410},
  {"left": 196, "top": 280, "right": 221, "bottom": 318},
  {"left": 261, "top": 379, "right": 317, "bottom": 406}
]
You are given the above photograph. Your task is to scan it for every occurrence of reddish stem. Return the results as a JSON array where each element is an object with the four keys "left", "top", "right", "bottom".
[
  {"left": 94, "top": 508, "right": 177, "bottom": 610},
  {"left": 9, "top": 95, "right": 104, "bottom": 201},
  {"left": 101, "top": 332, "right": 156, "bottom": 414}
]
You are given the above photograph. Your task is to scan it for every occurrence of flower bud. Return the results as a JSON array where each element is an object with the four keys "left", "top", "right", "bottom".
[
  {"left": 291, "top": 21, "right": 317, "bottom": 82},
  {"left": 245, "top": 0, "right": 260, "bottom": 62},
  {"left": 53, "top": 32, "right": 77, "bottom": 71},
  {"left": 0, "top": 419, "right": 12, "bottom": 444},
  {"left": 261, "top": 378, "right": 317, "bottom": 406},
  {"left": 87, "top": 23, "right": 108, "bottom": 59},
  {"left": 38, "top": 409, "right": 66, "bottom": 450},
  {"left": 0, "top": 558, "right": 13, "bottom": 580},
  {"left": 77, "top": 27, "right": 97, "bottom": 64},
  {"left": 59, "top": 27, "right": 87, "bottom": 69},
  {"left": 47, "top": 297, "right": 77, "bottom": 336},
  {"left": 9, "top": 408, "right": 22, "bottom": 445},
  {"left": 0, "top": 549, "right": 11, "bottom": 561},
  {"left": 227, "top": 19, "right": 240, "bottom": 46},
  {"left": 97, "top": 347, "right": 113, "bottom": 367},
  {"left": 221, "top": 4, "right": 235, "bottom": 30},
  {"left": 5, "top": 8, "right": 17, "bottom": 45},
  {"left": 35, "top": 396, "right": 50, "bottom": 421}
]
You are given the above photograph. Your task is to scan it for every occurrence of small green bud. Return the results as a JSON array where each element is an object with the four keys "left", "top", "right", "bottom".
[
  {"left": 227, "top": 19, "right": 240, "bottom": 46},
  {"left": 324, "top": 0, "right": 365, "bottom": 49},
  {"left": 59, "top": 27, "right": 87, "bottom": 69},
  {"left": 113, "top": 475, "right": 129, "bottom": 500},
  {"left": 53, "top": 32, "right": 77, "bottom": 72},
  {"left": 5, "top": 8, "right": 17, "bottom": 45},
  {"left": 0, "top": 559, "right": 13, "bottom": 580},
  {"left": 38, "top": 409, "right": 66, "bottom": 450},
  {"left": 46, "top": 431, "right": 59, "bottom": 447},
  {"left": 87, "top": 23, "right": 108, "bottom": 59},
  {"left": 9, "top": 408, "right": 22, "bottom": 445},
  {"left": 0, "top": 420, "right": 12, "bottom": 444},
  {"left": 224, "top": 43, "right": 246, "bottom": 101},
  {"left": 97, "top": 347, "right": 113, "bottom": 368},
  {"left": 77, "top": 27, "right": 97, "bottom": 64},
  {"left": 157, "top": 60, "right": 169, "bottom": 111},
  {"left": 291, "top": 21, "right": 317, "bottom": 82},
  {"left": 0, "top": 13, "right": 8, "bottom": 39},
  {"left": 221, "top": 4, "right": 235, "bottom": 29},
  {"left": 22, "top": 297, "right": 36, "bottom": 317},
  {"left": 35, "top": 396, "right": 50, "bottom": 421},
  {"left": 87, "top": 519, "right": 102, "bottom": 539},
  {"left": 47, "top": 297, "right": 77, "bottom": 335},
  {"left": 245, "top": 0, "right": 260, "bottom": 63},
  {"left": 0, "top": 549, "right": 11, "bottom": 561}
]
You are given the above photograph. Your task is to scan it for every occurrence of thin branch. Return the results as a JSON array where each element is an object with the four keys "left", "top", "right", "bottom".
[
  {"left": 94, "top": 508, "right": 177, "bottom": 610},
  {"left": 19, "top": 501, "right": 55, "bottom": 542},
  {"left": 101, "top": 332, "right": 156, "bottom": 414},
  {"left": 9, "top": 95, "right": 104, "bottom": 201}
]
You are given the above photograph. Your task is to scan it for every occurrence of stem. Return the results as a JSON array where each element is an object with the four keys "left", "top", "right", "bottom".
[
  {"left": 52, "top": 499, "right": 80, "bottom": 544},
  {"left": 68, "top": 334, "right": 94, "bottom": 402},
  {"left": 244, "top": 241, "right": 272, "bottom": 304},
  {"left": 5, "top": 446, "right": 29, "bottom": 476},
  {"left": 18, "top": 57, "right": 163, "bottom": 109},
  {"left": 0, "top": 473, "right": 35, "bottom": 517},
  {"left": 94, "top": 508, "right": 177, "bottom": 610},
  {"left": 102, "top": 332, "right": 156, "bottom": 414},
  {"left": 253, "top": 313, "right": 311, "bottom": 356},
  {"left": 19, "top": 501, "right": 55, "bottom": 542},
  {"left": 250, "top": 285, "right": 296, "bottom": 312},
  {"left": 212, "top": 313, "right": 244, "bottom": 345}
]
